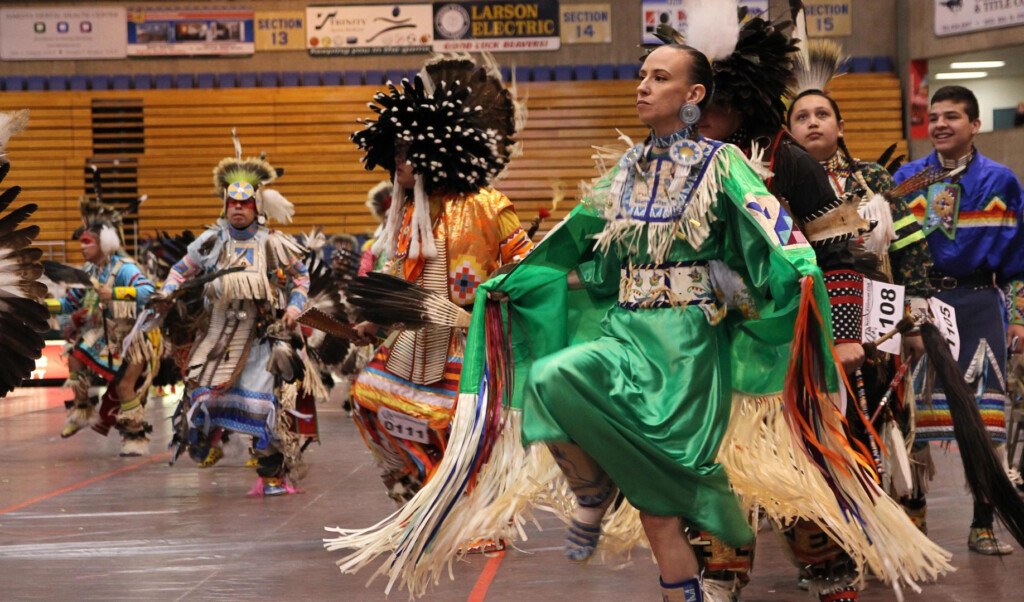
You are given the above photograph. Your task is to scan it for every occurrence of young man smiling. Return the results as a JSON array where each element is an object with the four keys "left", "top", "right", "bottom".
[{"left": 894, "top": 85, "right": 1024, "bottom": 556}]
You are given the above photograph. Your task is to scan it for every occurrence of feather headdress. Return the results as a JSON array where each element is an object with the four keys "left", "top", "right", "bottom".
[
  {"left": 707, "top": 6, "right": 800, "bottom": 137},
  {"left": 213, "top": 129, "right": 292, "bottom": 225},
  {"left": 791, "top": 38, "right": 845, "bottom": 99},
  {"left": 75, "top": 165, "right": 144, "bottom": 256},
  {"left": 682, "top": 0, "right": 741, "bottom": 62}
]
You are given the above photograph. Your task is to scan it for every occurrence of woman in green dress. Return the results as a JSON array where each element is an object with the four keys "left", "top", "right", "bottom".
[{"left": 520, "top": 43, "right": 824, "bottom": 601}]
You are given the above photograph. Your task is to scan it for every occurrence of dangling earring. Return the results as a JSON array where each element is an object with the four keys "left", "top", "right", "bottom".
[{"left": 679, "top": 103, "right": 701, "bottom": 126}]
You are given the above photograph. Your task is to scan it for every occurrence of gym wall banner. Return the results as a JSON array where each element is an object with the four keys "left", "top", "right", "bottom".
[
  {"left": 641, "top": 0, "right": 767, "bottom": 45},
  {"left": 560, "top": 3, "right": 611, "bottom": 44},
  {"left": 935, "top": 0, "right": 1024, "bottom": 37},
  {"left": 0, "top": 6, "right": 127, "bottom": 60},
  {"left": 433, "top": 1, "right": 561, "bottom": 52},
  {"left": 255, "top": 11, "right": 306, "bottom": 51},
  {"left": 126, "top": 7, "right": 255, "bottom": 57},
  {"left": 803, "top": 1, "right": 851, "bottom": 37},
  {"left": 306, "top": 4, "right": 433, "bottom": 56}
]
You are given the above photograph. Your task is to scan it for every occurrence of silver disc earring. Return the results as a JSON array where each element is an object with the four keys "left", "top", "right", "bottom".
[{"left": 679, "top": 103, "right": 701, "bottom": 125}]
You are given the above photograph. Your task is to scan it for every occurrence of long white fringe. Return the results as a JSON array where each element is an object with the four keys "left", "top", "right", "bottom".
[
  {"left": 325, "top": 400, "right": 561, "bottom": 597},
  {"left": 372, "top": 171, "right": 407, "bottom": 258},
  {"left": 719, "top": 393, "right": 953, "bottom": 593}
]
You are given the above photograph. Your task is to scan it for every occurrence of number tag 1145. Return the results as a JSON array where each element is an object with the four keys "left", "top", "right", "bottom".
[
  {"left": 927, "top": 296, "right": 960, "bottom": 361},
  {"left": 862, "top": 279, "right": 905, "bottom": 355},
  {"left": 378, "top": 407, "right": 431, "bottom": 444}
]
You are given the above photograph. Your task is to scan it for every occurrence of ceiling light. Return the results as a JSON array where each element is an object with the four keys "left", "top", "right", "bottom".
[
  {"left": 950, "top": 61, "right": 1005, "bottom": 69},
  {"left": 935, "top": 71, "right": 988, "bottom": 80}
]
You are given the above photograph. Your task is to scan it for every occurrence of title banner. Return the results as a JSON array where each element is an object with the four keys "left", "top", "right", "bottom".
[
  {"left": 306, "top": 4, "right": 432, "bottom": 56},
  {"left": 0, "top": 6, "right": 127, "bottom": 60},
  {"left": 641, "top": 0, "right": 767, "bottom": 44},
  {"left": 127, "top": 7, "right": 255, "bottom": 57},
  {"left": 433, "top": 1, "right": 560, "bottom": 52},
  {"left": 935, "top": 0, "right": 1024, "bottom": 37}
]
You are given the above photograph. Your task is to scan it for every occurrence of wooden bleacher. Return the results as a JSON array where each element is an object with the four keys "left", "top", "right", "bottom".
[{"left": 0, "top": 74, "right": 907, "bottom": 249}]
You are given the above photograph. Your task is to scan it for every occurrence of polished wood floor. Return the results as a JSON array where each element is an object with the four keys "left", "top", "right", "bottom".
[{"left": 1, "top": 386, "right": 1020, "bottom": 601}]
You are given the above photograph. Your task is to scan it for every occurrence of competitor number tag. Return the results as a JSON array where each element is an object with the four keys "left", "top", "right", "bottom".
[
  {"left": 927, "top": 297, "right": 960, "bottom": 361},
  {"left": 862, "top": 279, "right": 905, "bottom": 355},
  {"left": 378, "top": 407, "right": 431, "bottom": 444}
]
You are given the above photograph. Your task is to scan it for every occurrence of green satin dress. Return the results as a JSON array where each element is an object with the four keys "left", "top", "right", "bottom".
[{"left": 461, "top": 138, "right": 824, "bottom": 548}]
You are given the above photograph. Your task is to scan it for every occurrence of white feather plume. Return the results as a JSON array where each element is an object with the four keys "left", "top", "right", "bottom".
[
  {"left": 793, "top": 39, "right": 844, "bottom": 97},
  {"left": 304, "top": 227, "right": 326, "bottom": 253},
  {"left": 684, "top": 0, "right": 740, "bottom": 62},
  {"left": 0, "top": 109, "right": 29, "bottom": 159},
  {"left": 859, "top": 192, "right": 896, "bottom": 256},
  {"left": 99, "top": 223, "right": 121, "bottom": 256},
  {"left": 231, "top": 126, "right": 242, "bottom": 160},
  {"left": 260, "top": 188, "right": 294, "bottom": 225}
]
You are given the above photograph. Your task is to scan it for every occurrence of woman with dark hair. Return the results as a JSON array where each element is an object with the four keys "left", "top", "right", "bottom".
[{"left": 514, "top": 40, "right": 820, "bottom": 600}]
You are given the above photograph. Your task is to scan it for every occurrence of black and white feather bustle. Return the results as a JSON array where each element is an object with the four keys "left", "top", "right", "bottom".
[
  {"left": 267, "top": 327, "right": 305, "bottom": 384},
  {"left": 303, "top": 247, "right": 353, "bottom": 367},
  {"left": 344, "top": 271, "right": 471, "bottom": 330},
  {"left": 140, "top": 230, "right": 195, "bottom": 282},
  {"left": 352, "top": 54, "right": 520, "bottom": 195},
  {"left": 0, "top": 161, "right": 48, "bottom": 397}
]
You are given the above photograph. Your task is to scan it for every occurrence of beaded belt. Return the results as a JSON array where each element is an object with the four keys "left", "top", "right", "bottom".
[{"left": 618, "top": 261, "right": 716, "bottom": 310}]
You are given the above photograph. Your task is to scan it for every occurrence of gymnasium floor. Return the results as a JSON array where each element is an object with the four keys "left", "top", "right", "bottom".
[{"left": 1, "top": 386, "right": 1020, "bottom": 601}]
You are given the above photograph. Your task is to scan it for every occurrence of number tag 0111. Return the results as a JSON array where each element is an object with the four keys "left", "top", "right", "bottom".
[
  {"left": 378, "top": 407, "right": 431, "bottom": 444},
  {"left": 862, "top": 279, "right": 906, "bottom": 355}
]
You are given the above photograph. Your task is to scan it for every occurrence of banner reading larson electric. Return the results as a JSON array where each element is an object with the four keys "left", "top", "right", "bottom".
[{"left": 433, "top": 1, "right": 560, "bottom": 52}]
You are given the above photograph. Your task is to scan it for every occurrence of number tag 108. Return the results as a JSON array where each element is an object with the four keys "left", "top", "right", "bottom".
[{"left": 862, "top": 279, "right": 905, "bottom": 355}]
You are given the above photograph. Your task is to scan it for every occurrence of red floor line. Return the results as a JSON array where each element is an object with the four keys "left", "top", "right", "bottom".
[
  {"left": 0, "top": 451, "right": 172, "bottom": 515},
  {"left": 467, "top": 550, "right": 505, "bottom": 602}
]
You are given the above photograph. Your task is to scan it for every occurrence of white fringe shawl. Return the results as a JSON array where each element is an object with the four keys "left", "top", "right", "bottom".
[{"left": 718, "top": 393, "right": 954, "bottom": 593}]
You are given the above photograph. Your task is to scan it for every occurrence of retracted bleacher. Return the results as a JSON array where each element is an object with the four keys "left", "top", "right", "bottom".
[{"left": 0, "top": 74, "right": 907, "bottom": 249}]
